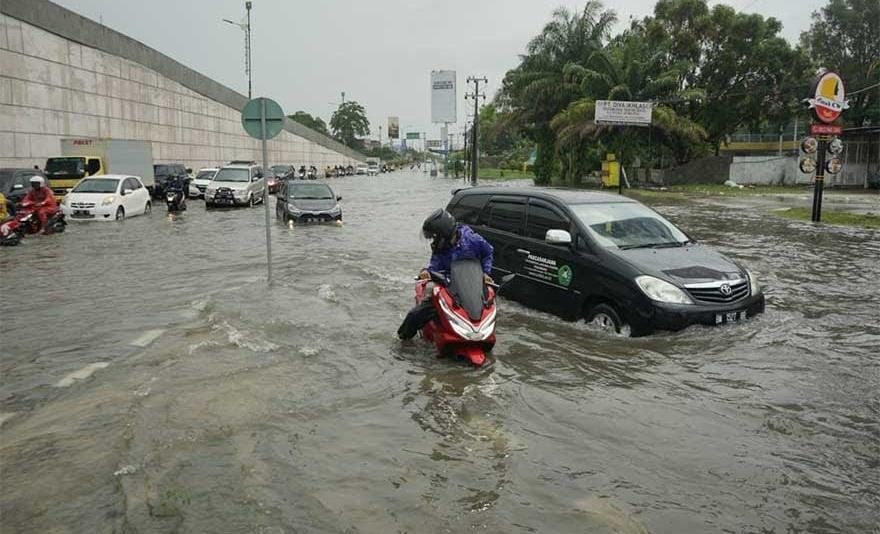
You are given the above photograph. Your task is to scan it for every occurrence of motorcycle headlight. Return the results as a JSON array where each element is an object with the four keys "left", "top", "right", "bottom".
[
  {"left": 635, "top": 275, "right": 693, "bottom": 305},
  {"left": 747, "top": 270, "right": 761, "bottom": 295},
  {"left": 101, "top": 195, "right": 116, "bottom": 206}
]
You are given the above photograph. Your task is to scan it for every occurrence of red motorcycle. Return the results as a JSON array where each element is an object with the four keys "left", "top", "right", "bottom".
[
  {"left": 0, "top": 200, "right": 66, "bottom": 246},
  {"left": 415, "top": 260, "right": 502, "bottom": 366}
]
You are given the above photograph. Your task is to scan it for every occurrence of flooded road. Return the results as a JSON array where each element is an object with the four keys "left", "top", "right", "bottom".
[{"left": 1, "top": 171, "right": 878, "bottom": 533}]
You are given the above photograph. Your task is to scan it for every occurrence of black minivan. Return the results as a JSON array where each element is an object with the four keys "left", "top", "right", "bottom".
[{"left": 447, "top": 187, "right": 764, "bottom": 336}]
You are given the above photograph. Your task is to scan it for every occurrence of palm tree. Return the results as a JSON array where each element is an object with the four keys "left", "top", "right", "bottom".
[{"left": 500, "top": 2, "right": 617, "bottom": 183}]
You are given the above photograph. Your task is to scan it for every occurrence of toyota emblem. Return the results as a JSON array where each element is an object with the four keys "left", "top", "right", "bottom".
[{"left": 719, "top": 284, "right": 732, "bottom": 296}]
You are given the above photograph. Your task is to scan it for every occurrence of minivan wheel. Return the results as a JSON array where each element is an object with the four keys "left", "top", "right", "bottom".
[{"left": 586, "top": 303, "right": 626, "bottom": 335}]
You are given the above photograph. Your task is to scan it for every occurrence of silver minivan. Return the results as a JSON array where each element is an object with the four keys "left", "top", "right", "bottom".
[{"left": 204, "top": 161, "right": 266, "bottom": 208}]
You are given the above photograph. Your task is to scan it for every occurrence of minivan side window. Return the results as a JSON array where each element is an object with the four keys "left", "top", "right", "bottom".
[
  {"left": 486, "top": 200, "right": 526, "bottom": 235},
  {"left": 451, "top": 194, "right": 489, "bottom": 225},
  {"left": 526, "top": 202, "right": 569, "bottom": 241}
]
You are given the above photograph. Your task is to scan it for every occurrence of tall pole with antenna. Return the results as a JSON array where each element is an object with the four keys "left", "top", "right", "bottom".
[{"left": 223, "top": 1, "right": 253, "bottom": 99}]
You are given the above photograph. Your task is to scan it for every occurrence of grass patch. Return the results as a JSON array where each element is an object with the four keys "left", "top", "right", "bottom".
[
  {"left": 477, "top": 168, "right": 535, "bottom": 180},
  {"left": 776, "top": 207, "right": 880, "bottom": 228}
]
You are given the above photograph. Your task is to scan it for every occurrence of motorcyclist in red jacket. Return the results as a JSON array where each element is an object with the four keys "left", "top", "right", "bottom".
[{"left": 22, "top": 176, "right": 58, "bottom": 233}]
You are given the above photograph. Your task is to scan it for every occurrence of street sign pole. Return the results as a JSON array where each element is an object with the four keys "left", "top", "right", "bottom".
[
  {"left": 242, "top": 96, "right": 284, "bottom": 285},
  {"left": 812, "top": 137, "right": 827, "bottom": 222},
  {"left": 260, "top": 99, "right": 273, "bottom": 282}
]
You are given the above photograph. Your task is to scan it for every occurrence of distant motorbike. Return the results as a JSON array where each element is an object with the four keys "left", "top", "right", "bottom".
[
  {"left": 165, "top": 185, "right": 186, "bottom": 212},
  {"left": 298, "top": 169, "right": 306, "bottom": 180},
  {"left": 1, "top": 200, "right": 66, "bottom": 245},
  {"left": 414, "top": 260, "right": 504, "bottom": 367},
  {"left": 307, "top": 168, "right": 318, "bottom": 180}
]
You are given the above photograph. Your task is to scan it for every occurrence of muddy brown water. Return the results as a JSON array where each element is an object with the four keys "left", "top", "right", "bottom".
[{"left": 1, "top": 172, "right": 878, "bottom": 533}]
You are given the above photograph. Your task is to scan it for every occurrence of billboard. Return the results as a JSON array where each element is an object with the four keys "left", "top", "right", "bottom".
[
  {"left": 594, "top": 100, "right": 653, "bottom": 127},
  {"left": 431, "top": 70, "right": 457, "bottom": 124},
  {"left": 387, "top": 116, "right": 399, "bottom": 139}
]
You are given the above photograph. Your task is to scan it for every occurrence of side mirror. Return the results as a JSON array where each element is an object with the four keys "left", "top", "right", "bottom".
[
  {"left": 123, "top": 188, "right": 134, "bottom": 196},
  {"left": 254, "top": 172, "right": 263, "bottom": 180},
  {"left": 12, "top": 184, "right": 23, "bottom": 190},
  {"left": 186, "top": 168, "right": 193, "bottom": 174},
  {"left": 336, "top": 195, "right": 342, "bottom": 201},
  {"left": 545, "top": 229, "right": 572, "bottom": 245}
]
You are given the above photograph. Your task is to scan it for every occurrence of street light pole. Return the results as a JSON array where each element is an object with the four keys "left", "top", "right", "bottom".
[{"left": 223, "top": 1, "right": 253, "bottom": 99}]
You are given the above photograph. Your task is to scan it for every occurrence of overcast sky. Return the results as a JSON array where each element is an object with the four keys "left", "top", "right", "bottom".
[{"left": 55, "top": 0, "right": 825, "bottom": 143}]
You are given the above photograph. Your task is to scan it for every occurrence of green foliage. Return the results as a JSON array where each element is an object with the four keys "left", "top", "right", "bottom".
[
  {"left": 498, "top": 0, "right": 821, "bottom": 186},
  {"left": 800, "top": 0, "right": 880, "bottom": 127},
  {"left": 288, "top": 111, "right": 330, "bottom": 136},
  {"left": 330, "top": 101, "right": 370, "bottom": 149}
]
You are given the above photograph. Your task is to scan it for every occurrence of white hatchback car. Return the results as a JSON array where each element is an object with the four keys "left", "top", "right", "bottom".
[
  {"left": 61, "top": 175, "right": 152, "bottom": 221},
  {"left": 190, "top": 167, "right": 218, "bottom": 198}
]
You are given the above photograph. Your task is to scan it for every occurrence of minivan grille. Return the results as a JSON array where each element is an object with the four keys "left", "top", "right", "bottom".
[{"left": 686, "top": 279, "right": 749, "bottom": 304}]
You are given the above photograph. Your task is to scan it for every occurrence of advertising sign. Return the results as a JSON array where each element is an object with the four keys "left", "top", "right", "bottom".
[
  {"left": 807, "top": 71, "right": 848, "bottom": 124},
  {"left": 809, "top": 123, "right": 842, "bottom": 136},
  {"left": 406, "top": 132, "right": 421, "bottom": 140},
  {"left": 594, "top": 100, "right": 653, "bottom": 127},
  {"left": 387, "top": 116, "right": 399, "bottom": 139},
  {"left": 426, "top": 140, "right": 442, "bottom": 148},
  {"left": 431, "top": 70, "right": 457, "bottom": 124}
]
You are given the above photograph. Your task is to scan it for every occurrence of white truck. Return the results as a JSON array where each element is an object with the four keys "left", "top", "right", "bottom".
[
  {"left": 365, "top": 157, "right": 381, "bottom": 176},
  {"left": 45, "top": 138, "right": 155, "bottom": 199}
]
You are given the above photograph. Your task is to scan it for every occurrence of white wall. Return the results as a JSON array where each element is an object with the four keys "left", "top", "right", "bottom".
[{"left": 0, "top": 13, "right": 357, "bottom": 171}]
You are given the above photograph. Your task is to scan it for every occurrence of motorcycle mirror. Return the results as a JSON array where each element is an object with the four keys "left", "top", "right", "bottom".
[{"left": 12, "top": 184, "right": 23, "bottom": 190}]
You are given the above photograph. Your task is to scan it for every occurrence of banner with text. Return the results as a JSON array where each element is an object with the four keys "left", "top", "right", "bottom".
[
  {"left": 387, "top": 116, "right": 399, "bottom": 139},
  {"left": 594, "top": 100, "right": 653, "bottom": 127},
  {"left": 431, "top": 70, "right": 457, "bottom": 124}
]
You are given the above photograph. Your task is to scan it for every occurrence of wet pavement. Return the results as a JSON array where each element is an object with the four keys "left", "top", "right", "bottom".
[{"left": 1, "top": 171, "right": 878, "bottom": 533}]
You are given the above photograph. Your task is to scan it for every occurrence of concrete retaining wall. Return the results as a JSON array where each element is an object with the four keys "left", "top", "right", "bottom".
[
  {"left": 0, "top": 0, "right": 363, "bottom": 170},
  {"left": 729, "top": 156, "right": 804, "bottom": 185}
]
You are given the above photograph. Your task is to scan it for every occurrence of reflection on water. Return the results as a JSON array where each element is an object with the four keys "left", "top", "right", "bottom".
[{"left": 1, "top": 174, "right": 878, "bottom": 533}]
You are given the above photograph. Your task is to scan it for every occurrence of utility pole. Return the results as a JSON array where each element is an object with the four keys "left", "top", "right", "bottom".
[
  {"left": 465, "top": 76, "right": 487, "bottom": 186},
  {"left": 223, "top": 1, "right": 253, "bottom": 99}
]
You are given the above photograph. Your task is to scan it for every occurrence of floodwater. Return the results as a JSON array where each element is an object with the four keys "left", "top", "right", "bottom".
[{"left": 1, "top": 172, "right": 878, "bottom": 533}]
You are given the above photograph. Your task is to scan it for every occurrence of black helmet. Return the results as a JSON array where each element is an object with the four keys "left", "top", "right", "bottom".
[{"left": 422, "top": 209, "right": 456, "bottom": 240}]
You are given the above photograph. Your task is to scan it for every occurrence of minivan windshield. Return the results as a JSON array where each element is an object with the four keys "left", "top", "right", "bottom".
[
  {"left": 289, "top": 184, "right": 333, "bottom": 200},
  {"left": 195, "top": 170, "right": 216, "bottom": 180},
  {"left": 72, "top": 178, "right": 119, "bottom": 194},
  {"left": 213, "top": 168, "right": 250, "bottom": 182},
  {"left": 570, "top": 202, "right": 689, "bottom": 249}
]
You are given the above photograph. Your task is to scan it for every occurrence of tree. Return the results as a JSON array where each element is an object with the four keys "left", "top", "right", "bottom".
[
  {"left": 287, "top": 111, "right": 329, "bottom": 136},
  {"left": 330, "top": 101, "right": 370, "bottom": 149},
  {"left": 801, "top": 0, "right": 880, "bottom": 126},
  {"left": 500, "top": 1, "right": 618, "bottom": 183}
]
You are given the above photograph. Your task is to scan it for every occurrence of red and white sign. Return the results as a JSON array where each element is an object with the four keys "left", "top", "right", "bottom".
[
  {"left": 807, "top": 71, "right": 848, "bottom": 124},
  {"left": 809, "top": 123, "right": 842, "bottom": 136}
]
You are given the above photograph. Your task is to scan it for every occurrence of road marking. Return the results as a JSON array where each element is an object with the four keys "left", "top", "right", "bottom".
[
  {"left": 54, "top": 362, "right": 110, "bottom": 388},
  {"left": 129, "top": 329, "right": 164, "bottom": 348}
]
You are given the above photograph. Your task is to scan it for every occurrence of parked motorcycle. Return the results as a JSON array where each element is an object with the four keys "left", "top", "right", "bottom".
[
  {"left": 307, "top": 167, "right": 318, "bottom": 180},
  {"left": 1, "top": 200, "right": 66, "bottom": 245},
  {"left": 298, "top": 168, "right": 307, "bottom": 180},
  {"left": 414, "top": 260, "right": 503, "bottom": 366}
]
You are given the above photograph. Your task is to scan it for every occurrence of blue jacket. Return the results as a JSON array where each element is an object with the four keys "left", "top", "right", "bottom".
[{"left": 426, "top": 224, "right": 494, "bottom": 275}]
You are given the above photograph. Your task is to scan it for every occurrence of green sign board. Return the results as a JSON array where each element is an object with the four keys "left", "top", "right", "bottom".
[
  {"left": 406, "top": 132, "right": 421, "bottom": 140},
  {"left": 241, "top": 97, "right": 285, "bottom": 140}
]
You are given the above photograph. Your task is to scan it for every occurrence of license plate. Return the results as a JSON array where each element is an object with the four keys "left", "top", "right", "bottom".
[{"left": 716, "top": 311, "right": 747, "bottom": 325}]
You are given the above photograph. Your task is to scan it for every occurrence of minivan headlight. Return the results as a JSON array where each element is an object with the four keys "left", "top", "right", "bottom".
[
  {"left": 635, "top": 275, "right": 693, "bottom": 305},
  {"left": 747, "top": 270, "right": 761, "bottom": 295}
]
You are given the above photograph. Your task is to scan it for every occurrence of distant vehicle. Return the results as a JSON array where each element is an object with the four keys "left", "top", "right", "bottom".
[
  {"left": 446, "top": 187, "right": 765, "bottom": 336},
  {"left": 204, "top": 162, "right": 265, "bottom": 208},
  {"left": 153, "top": 163, "right": 191, "bottom": 199},
  {"left": 45, "top": 138, "right": 155, "bottom": 200},
  {"left": 276, "top": 181, "right": 342, "bottom": 223},
  {"left": 0, "top": 168, "right": 47, "bottom": 208},
  {"left": 367, "top": 163, "right": 379, "bottom": 176},
  {"left": 190, "top": 167, "right": 218, "bottom": 198},
  {"left": 269, "top": 165, "right": 293, "bottom": 194},
  {"left": 60, "top": 175, "right": 152, "bottom": 221},
  {"left": 356, "top": 164, "right": 368, "bottom": 175}
]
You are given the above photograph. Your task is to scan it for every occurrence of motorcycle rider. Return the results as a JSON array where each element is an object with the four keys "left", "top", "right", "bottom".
[
  {"left": 22, "top": 176, "right": 58, "bottom": 233},
  {"left": 165, "top": 172, "right": 188, "bottom": 209},
  {"left": 397, "top": 209, "right": 494, "bottom": 340}
]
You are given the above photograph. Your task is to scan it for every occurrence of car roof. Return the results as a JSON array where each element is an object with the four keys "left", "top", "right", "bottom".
[
  {"left": 221, "top": 164, "right": 255, "bottom": 169},
  {"left": 198, "top": 167, "right": 219, "bottom": 171},
  {"left": 84, "top": 174, "right": 134, "bottom": 180},
  {"left": 453, "top": 185, "right": 638, "bottom": 205}
]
